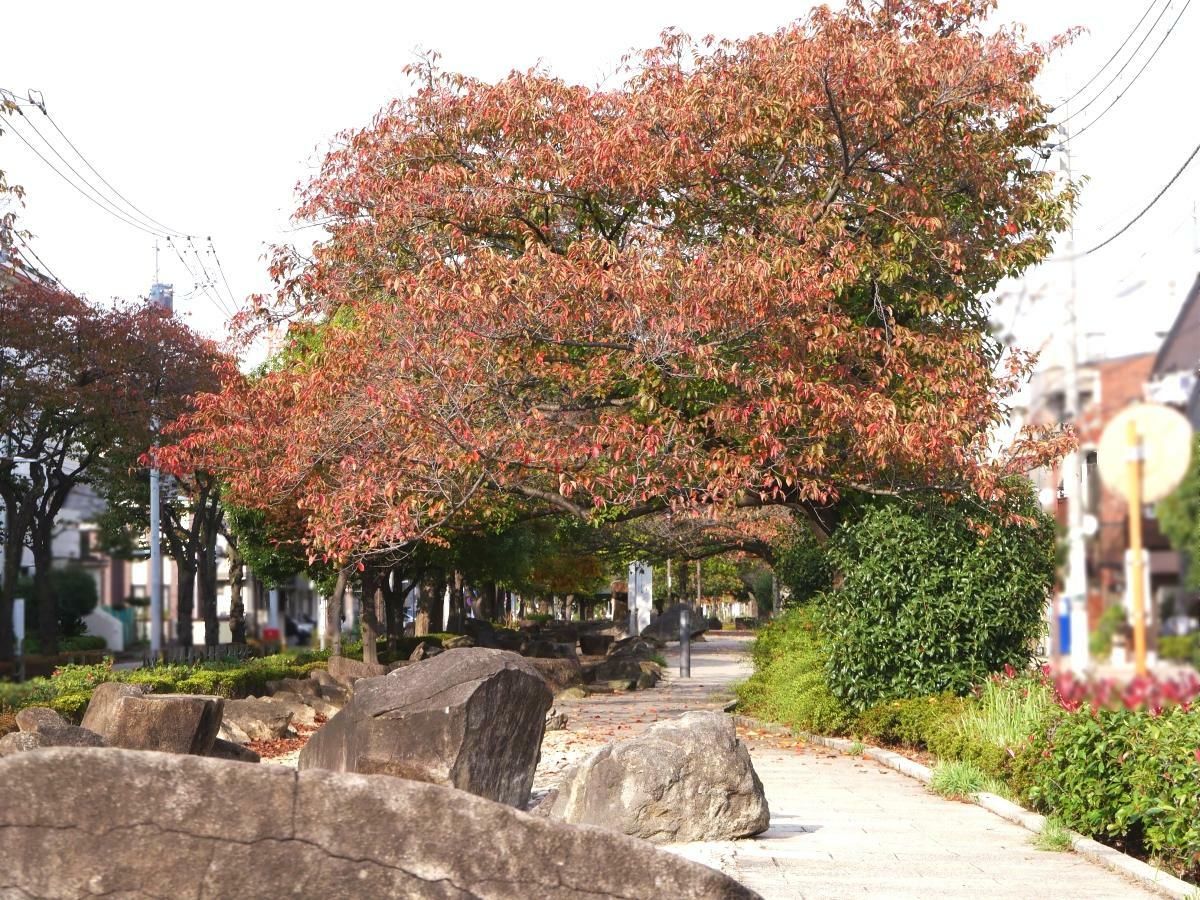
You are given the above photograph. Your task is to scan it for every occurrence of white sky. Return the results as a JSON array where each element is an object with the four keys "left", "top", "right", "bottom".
[{"left": 1, "top": 1, "right": 1195, "bottom": 370}]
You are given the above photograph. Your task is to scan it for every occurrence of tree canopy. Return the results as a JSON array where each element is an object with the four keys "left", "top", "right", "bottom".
[{"left": 166, "top": 0, "right": 1074, "bottom": 566}]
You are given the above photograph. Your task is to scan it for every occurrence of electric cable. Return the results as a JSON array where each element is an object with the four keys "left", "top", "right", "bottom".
[
  {"left": 1055, "top": 0, "right": 1164, "bottom": 111},
  {"left": 1056, "top": 0, "right": 1178, "bottom": 126},
  {"left": 1069, "top": 0, "right": 1193, "bottom": 141},
  {"left": 1084, "top": 137, "right": 1200, "bottom": 255}
]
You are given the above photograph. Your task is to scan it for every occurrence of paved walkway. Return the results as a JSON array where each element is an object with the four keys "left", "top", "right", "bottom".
[{"left": 536, "top": 635, "right": 1158, "bottom": 899}]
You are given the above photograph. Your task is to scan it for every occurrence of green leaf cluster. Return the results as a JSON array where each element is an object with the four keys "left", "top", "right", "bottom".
[{"left": 821, "top": 485, "right": 1054, "bottom": 709}]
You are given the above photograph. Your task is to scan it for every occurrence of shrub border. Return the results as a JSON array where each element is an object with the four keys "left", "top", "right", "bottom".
[{"left": 731, "top": 715, "right": 1196, "bottom": 900}]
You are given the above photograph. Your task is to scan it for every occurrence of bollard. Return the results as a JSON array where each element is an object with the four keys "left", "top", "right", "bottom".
[{"left": 680, "top": 605, "right": 691, "bottom": 678}]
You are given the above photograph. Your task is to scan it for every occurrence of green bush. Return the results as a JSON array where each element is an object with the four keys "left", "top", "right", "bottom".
[
  {"left": 1089, "top": 605, "right": 1127, "bottom": 660},
  {"left": 1021, "top": 707, "right": 1200, "bottom": 878},
  {"left": 0, "top": 652, "right": 330, "bottom": 722},
  {"left": 822, "top": 486, "right": 1054, "bottom": 709},
  {"left": 17, "top": 566, "right": 100, "bottom": 639},
  {"left": 736, "top": 606, "right": 855, "bottom": 735},
  {"left": 774, "top": 525, "right": 831, "bottom": 607},
  {"left": 23, "top": 634, "right": 108, "bottom": 654},
  {"left": 852, "top": 694, "right": 966, "bottom": 750},
  {"left": 1158, "top": 634, "right": 1198, "bottom": 664}
]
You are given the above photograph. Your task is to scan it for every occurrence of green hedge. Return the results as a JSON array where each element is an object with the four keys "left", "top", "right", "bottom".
[
  {"left": 0, "top": 651, "right": 330, "bottom": 722},
  {"left": 1021, "top": 708, "right": 1200, "bottom": 879}
]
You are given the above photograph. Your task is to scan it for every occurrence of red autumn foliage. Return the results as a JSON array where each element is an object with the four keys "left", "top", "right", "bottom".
[{"left": 163, "top": 1, "right": 1076, "bottom": 562}]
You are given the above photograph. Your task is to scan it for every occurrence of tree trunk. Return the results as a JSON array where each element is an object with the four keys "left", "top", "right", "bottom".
[
  {"left": 481, "top": 580, "right": 497, "bottom": 622},
  {"left": 414, "top": 570, "right": 431, "bottom": 637},
  {"left": 449, "top": 570, "right": 465, "bottom": 632},
  {"left": 176, "top": 564, "right": 196, "bottom": 648},
  {"left": 198, "top": 506, "right": 220, "bottom": 647},
  {"left": 30, "top": 525, "right": 57, "bottom": 656},
  {"left": 0, "top": 513, "right": 25, "bottom": 664},
  {"left": 228, "top": 543, "right": 246, "bottom": 644},
  {"left": 382, "top": 568, "right": 400, "bottom": 652},
  {"left": 360, "top": 567, "right": 381, "bottom": 666},
  {"left": 327, "top": 569, "right": 347, "bottom": 656}
]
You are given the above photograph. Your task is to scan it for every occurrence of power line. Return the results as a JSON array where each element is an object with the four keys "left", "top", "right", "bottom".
[
  {"left": 1056, "top": 0, "right": 1178, "bottom": 126},
  {"left": 1085, "top": 137, "right": 1200, "bottom": 255},
  {"left": 1069, "top": 0, "right": 1193, "bottom": 141},
  {"left": 207, "top": 238, "right": 240, "bottom": 311},
  {"left": 1055, "top": 0, "right": 1164, "bottom": 111},
  {"left": 38, "top": 105, "right": 189, "bottom": 238},
  {"left": 3, "top": 114, "right": 167, "bottom": 237}
]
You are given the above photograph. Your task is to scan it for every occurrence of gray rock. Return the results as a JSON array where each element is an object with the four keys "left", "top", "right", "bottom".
[
  {"left": 523, "top": 656, "right": 585, "bottom": 694},
  {"left": 327, "top": 655, "right": 388, "bottom": 686},
  {"left": 309, "top": 668, "right": 336, "bottom": 688},
  {"left": 545, "top": 708, "right": 568, "bottom": 731},
  {"left": 0, "top": 732, "right": 51, "bottom": 756},
  {"left": 15, "top": 706, "right": 67, "bottom": 734},
  {"left": 579, "top": 633, "right": 614, "bottom": 656},
  {"left": 79, "top": 682, "right": 147, "bottom": 737},
  {"left": 266, "top": 691, "right": 321, "bottom": 726},
  {"left": 548, "top": 711, "right": 770, "bottom": 843},
  {"left": 409, "top": 641, "right": 443, "bottom": 661},
  {"left": 207, "top": 737, "right": 261, "bottom": 763},
  {"left": 82, "top": 687, "right": 222, "bottom": 755},
  {"left": 464, "top": 617, "right": 498, "bottom": 648},
  {"left": 0, "top": 725, "right": 106, "bottom": 757},
  {"left": 299, "top": 648, "right": 553, "bottom": 807},
  {"left": 441, "top": 634, "right": 475, "bottom": 650},
  {"left": 218, "top": 720, "right": 251, "bottom": 745},
  {"left": 585, "top": 656, "right": 661, "bottom": 689},
  {"left": 520, "top": 638, "right": 577, "bottom": 660},
  {"left": 266, "top": 676, "right": 319, "bottom": 699},
  {"left": 641, "top": 603, "right": 707, "bottom": 642},
  {"left": 223, "top": 698, "right": 293, "bottom": 741},
  {"left": 0, "top": 747, "right": 758, "bottom": 899}
]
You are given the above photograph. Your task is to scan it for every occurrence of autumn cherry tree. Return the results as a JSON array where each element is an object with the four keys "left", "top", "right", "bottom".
[{"left": 168, "top": 0, "right": 1074, "bottom": 567}]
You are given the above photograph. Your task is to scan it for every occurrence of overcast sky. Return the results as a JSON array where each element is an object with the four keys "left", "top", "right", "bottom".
[{"left": 2, "top": 1, "right": 1195, "bottom": 369}]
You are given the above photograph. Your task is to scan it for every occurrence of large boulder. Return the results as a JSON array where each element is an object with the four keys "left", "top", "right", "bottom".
[
  {"left": 206, "top": 737, "right": 261, "bottom": 763},
  {"left": 82, "top": 684, "right": 222, "bottom": 755},
  {"left": 0, "top": 748, "right": 757, "bottom": 899},
  {"left": 299, "top": 648, "right": 553, "bottom": 807},
  {"left": 222, "top": 697, "right": 294, "bottom": 741},
  {"left": 641, "top": 603, "right": 707, "bottom": 643},
  {"left": 548, "top": 711, "right": 770, "bottom": 843}
]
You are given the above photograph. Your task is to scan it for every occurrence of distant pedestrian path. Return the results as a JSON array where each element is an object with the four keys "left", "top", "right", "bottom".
[{"left": 538, "top": 635, "right": 1157, "bottom": 899}]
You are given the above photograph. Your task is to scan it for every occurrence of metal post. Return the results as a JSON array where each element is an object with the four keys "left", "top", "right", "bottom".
[
  {"left": 1127, "top": 420, "right": 1147, "bottom": 675},
  {"left": 1060, "top": 128, "right": 1090, "bottom": 674},
  {"left": 679, "top": 604, "right": 691, "bottom": 678},
  {"left": 268, "top": 588, "right": 280, "bottom": 632},
  {"left": 317, "top": 595, "right": 327, "bottom": 651},
  {"left": 149, "top": 463, "right": 163, "bottom": 659}
]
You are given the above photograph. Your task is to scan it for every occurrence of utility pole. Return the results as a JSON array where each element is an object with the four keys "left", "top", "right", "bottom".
[
  {"left": 149, "top": 443, "right": 163, "bottom": 660},
  {"left": 1060, "top": 129, "right": 1089, "bottom": 673}
]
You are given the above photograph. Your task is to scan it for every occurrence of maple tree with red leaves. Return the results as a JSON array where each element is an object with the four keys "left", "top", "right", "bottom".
[{"left": 166, "top": 0, "right": 1075, "bottom": 566}]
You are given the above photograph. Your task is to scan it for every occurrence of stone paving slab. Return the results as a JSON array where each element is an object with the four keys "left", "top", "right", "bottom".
[{"left": 536, "top": 635, "right": 1162, "bottom": 899}]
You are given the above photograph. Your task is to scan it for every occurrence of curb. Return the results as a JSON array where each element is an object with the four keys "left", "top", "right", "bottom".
[{"left": 734, "top": 718, "right": 1196, "bottom": 900}]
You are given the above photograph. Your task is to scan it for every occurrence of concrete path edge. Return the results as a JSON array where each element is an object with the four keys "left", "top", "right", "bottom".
[{"left": 731, "top": 715, "right": 1197, "bottom": 900}]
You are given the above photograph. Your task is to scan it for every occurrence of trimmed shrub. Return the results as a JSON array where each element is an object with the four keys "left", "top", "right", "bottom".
[
  {"left": 852, "top": 694, "right": 966, "bottom": 751},
  {"left": 821, "top": 486, "right": 1054, "bottom": 709},
  {"left": 774, "top": 525, "right": 831, "bottom": 607},
  {"left": 1021, "top": 707, "right": 1200, "bottom": 879},
  {"left": 1158, "top": 634, "right": 1198, "bottom": 665}
]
